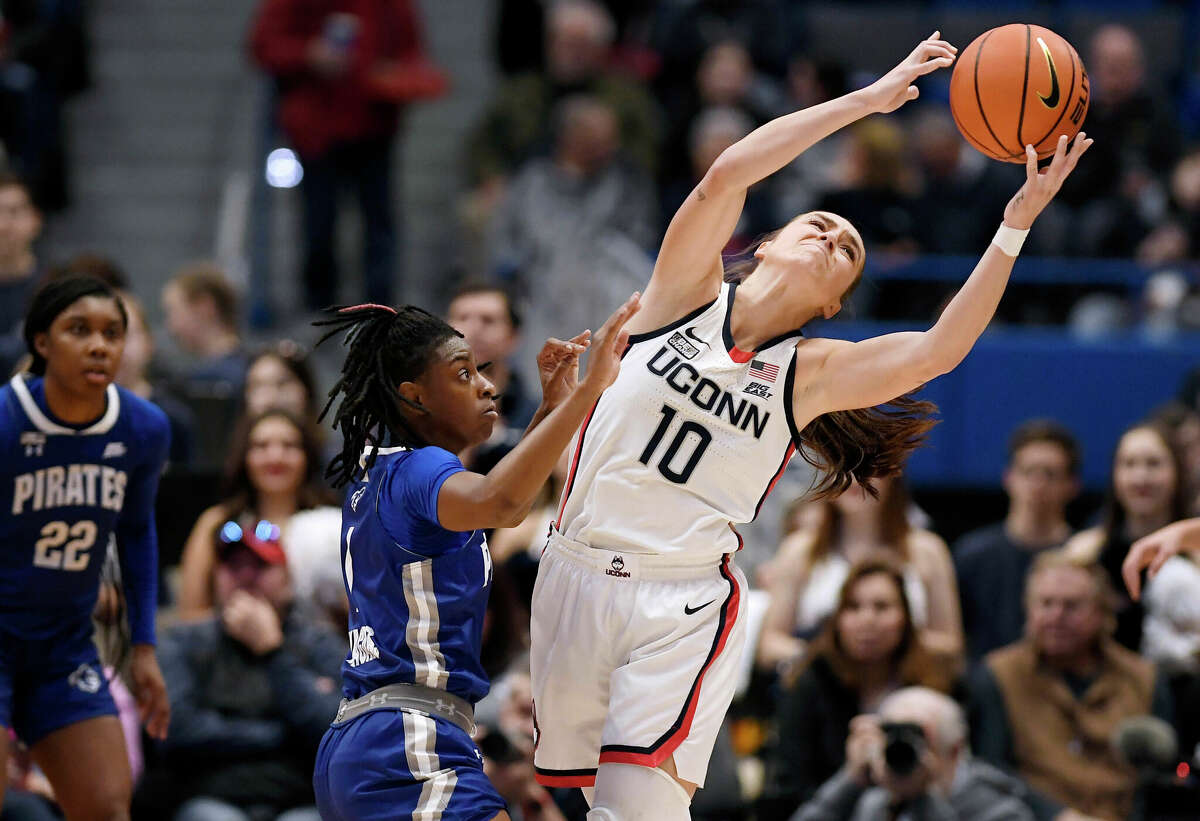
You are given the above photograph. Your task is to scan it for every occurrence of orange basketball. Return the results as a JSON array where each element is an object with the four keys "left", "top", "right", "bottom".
[{"left": 949, "top": 24, "right": 1089, "bottom": 163}]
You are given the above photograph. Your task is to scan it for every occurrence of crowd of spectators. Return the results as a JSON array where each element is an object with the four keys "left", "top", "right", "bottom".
[{"left": 4, "top": 2, "right": 1200, "bottom": 821}]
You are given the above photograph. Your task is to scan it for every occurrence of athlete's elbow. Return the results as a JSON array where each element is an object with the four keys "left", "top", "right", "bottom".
[
  {"left": 701, "top": 155, "right": 738, "bottom": 197},
  {"left": 915, "top": 334, "right": 962, "bottom": 380}
]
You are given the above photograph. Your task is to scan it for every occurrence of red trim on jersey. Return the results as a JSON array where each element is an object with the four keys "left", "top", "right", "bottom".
[
  {"left": 597, "top": 556, "right": 742, "bottom": 769},
  {"left": 534, "top": 770, "right": 598, "bottom": 788},
  {"left": 754, "top": 443, "right": 796, "bottom": 520},
  {"left": 555, "top": 398, "right": 600, "bottom": 529},
  {"left": 727, "top": 344, "right": 755, "bottom": 363}
]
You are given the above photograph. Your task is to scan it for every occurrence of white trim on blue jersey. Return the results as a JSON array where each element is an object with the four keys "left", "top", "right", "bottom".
[
  {"left": 402, "top": 711, "right": 459, "bottom": 817},
  {"left": 9, "top": 375, "right": 121, "bottom": 435},
  {"left": 402, "top": 558, "right": 451, "bottom": 690}
]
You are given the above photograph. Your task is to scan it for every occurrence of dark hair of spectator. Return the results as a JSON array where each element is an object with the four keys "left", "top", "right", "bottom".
[
  {"left": 247, "top": 342, "right": 318, "bottom": 418},
  {"left": 1007, "top": 418, "right": 1081, "bottom": 476},
  {"left": 170, "top": 262, "right": 239, "bottom": 330},
  {"left": 24, "top": 275, "right": 128, "bottom": 377},
  {"left": 800, "top": 557, "right": 954, "bottom": 693},
  {"left": 805, "top": 476, "right": 912, "bottom": 573},
  {"left": 315, "top": 304, "right": 462, "bottom": 487},
  {"left": 725, "top": 224, "right": 936, "bottom": 499},
  {"left": 449, "top": 279, "right": 523, "bottom": 331},
  {"left": 221, "top": 408, "right": 336, "bottom": 520},
  {"left": 0, "top": 169, "right": 36, "bottom": 207},
  {"left": 45, "top": 253, "right": 129, "bottom": 291},
  {"left": 1100, "top": 421, "right": 1190, "bottom": 538}
]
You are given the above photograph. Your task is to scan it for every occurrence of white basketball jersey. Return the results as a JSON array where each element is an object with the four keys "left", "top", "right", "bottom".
[{"left": 556, "top": 282, "right": 803, "bottom": 562}]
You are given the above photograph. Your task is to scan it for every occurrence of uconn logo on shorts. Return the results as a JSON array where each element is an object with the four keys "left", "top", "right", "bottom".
[{"left": 605, "top": 555, "right": 630, "bottom": 579}]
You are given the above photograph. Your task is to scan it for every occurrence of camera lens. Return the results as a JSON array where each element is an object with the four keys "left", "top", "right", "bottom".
[{"left": 882, "top": 722, "right": 926, "bottom": 778}]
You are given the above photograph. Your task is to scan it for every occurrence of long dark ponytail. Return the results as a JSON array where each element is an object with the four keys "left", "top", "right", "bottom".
[
  {"left": 726, "top": 227, "right": 938, "bottom": 499},
  {"left": 315, "top": 304, "right": 461, "bottom": 487}
]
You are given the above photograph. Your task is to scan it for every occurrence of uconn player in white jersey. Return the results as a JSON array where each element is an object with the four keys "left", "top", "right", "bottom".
[
  {"left": 310, "top": 297, "right": 637, "bottom": 821},
  {"left": 0, "top": 275, "right": 171, "bottom": 821},
  {"left": 530, "top": 33, "right": 1093, "bottom": 819}
]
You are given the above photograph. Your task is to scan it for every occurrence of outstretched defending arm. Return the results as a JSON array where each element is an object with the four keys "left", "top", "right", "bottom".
[
  {"left": 793, "top": 132, "right": 1092, "bottom": 422},
  {"left": 634, "top": 33, "right": 958, "bottom": 333}
]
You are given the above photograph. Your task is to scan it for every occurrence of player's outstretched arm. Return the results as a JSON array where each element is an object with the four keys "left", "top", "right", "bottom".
[
  {"left": 640, "top": 33, "right": 956, "bottom": 331},
  {"left": 1123, "top": 517, "right": 1200, "bottom": 600},
  {"left": 436, "top": 293, "right": 640, "bottom": 532},
  {"left": 793, "top": 133, "right": 1092, "bottom": 420}
]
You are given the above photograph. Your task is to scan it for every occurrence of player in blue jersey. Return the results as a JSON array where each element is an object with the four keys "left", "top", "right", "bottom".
[
  {"left": 0, "top": 275, "right": 171, "bottom": 821},
  {"left": 309, "top": 294, "right": 638, "bottom": 821}
]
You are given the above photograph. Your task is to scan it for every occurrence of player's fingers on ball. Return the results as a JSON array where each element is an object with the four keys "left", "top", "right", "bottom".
[{"left": 1025, "top": 145, "right": 1038, "bottom": 179}]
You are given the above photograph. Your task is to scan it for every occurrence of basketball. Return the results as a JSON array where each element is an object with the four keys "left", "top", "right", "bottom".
[{"left": 949, "top": 24, "right": 1089, "bottom": 162}]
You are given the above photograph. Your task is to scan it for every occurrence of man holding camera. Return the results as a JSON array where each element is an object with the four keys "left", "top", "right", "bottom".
[{"left": 794, "top": 687, "right": 1036, "bottom": 821}]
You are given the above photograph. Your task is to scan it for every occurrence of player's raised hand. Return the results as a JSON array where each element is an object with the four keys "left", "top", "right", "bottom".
[
  {"left": 1004, "top": 132, "right": 1093, "bottom": 229},
  {"left": 130, "top": 643, "right": 170, "bottom": 740},
  {"left": 581, "top": 292, "right": 640, "bottom": 394},
  {"left": 864, "top": 32, "right": 957, "bottom": 114},
  {"left": 536, "top": 331, "right": 590, "bottom": 410}
]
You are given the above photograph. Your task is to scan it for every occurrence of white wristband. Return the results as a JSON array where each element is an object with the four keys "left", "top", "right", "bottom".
[{"left": 991, "top": 224, "right": 1030, "bottom": 257}]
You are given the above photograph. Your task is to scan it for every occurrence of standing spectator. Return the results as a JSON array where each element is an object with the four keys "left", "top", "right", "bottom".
[
  {"left": 148, "top": 520, "right": 345, "bottom": 821},
  {"left": 955, "top": 421, "right": 1081, "bottom": 663},
  {"left": 463, "top": 0, "right": 661, "bottom": 211},
  {"left": 161, "top": 263, "right": 248, "bottom": 396},
  {"left": 1063, "top": 421, "right": 1190, "bottom": 652},
  {"left": 490, "top": 94, "right": 657, "bottom": 385},
  {"left": 250, "top": 0, "right": 447, "bottom": 311},
  {"left": 0, "top": 172, "right": 41, "bottom": 375},
  {"left": 970, "top": 551, "right": 1173, "bottom": 821},
  {"left": 795, "top": 688, "right": 1036, "bottom": 821},
  {"left": 757, "top": 475, "right": 962, "bottom": 671},
  {"left": 760, "top": 559, "right": 958, "bottom": 820}
]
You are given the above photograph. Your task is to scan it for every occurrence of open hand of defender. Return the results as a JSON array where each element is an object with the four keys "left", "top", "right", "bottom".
[
  {"left": 863, "top": 32, "right": 957, "bottom": 113},
  {"left": 580, "top": 292, "right": 640, "bottom": 394}
]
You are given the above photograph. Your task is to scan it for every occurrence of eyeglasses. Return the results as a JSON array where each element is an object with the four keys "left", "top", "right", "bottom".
[{"left": 219, "top": 519, "right": 282, "bottom": 545}]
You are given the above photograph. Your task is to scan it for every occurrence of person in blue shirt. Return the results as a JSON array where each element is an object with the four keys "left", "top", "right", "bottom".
[
  {"left": 0, "top": 275, "right": 171, "bottom": 820},
  {"left": 310, "top": 293, "right": 639, "bottom": 821}
]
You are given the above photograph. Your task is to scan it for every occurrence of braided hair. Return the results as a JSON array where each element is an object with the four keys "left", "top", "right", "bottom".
[{"left": 315, "top": 304, "right": 463, "bottom": 487}]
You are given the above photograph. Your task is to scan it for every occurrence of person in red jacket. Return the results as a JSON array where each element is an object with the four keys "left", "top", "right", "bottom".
[{"left": 250, "top": 0, "right": 447, "bottom": 312}]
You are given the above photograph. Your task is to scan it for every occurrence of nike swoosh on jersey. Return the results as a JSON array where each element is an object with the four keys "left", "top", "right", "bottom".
[
  {"left": 683, "top": 327, "right": 710, "bottom": 347},
  {"left": 1036, "top": 37, "right": 1060, "bottom": 109},
  {"left": 684, "top": 600, "right": 715, "bottom": 615}
]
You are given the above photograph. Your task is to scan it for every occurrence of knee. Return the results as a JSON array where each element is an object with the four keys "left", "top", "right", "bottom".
[{"left": 588, "top": 763, "right": 692, "bottom": 821}]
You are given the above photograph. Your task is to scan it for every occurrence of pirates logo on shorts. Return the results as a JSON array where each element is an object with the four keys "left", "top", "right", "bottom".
[
  {"left": 68, "top": 663, "right": 102, "bottom": 694},
  {"left": 605, "top": 555, "right": 631, "bottom": 579}
]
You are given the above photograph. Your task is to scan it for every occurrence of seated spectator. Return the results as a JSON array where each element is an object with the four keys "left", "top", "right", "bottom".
[
  {"left": 146, "top": 520, "right": 344, "bottom": 821},
  {"left": 114, "top": 292, "right": 196, "bottom": 468},
  {"left": 970, "top": 551, "right": 1173, "bottom": 821},
  {"left": 0, "top": 173, "right": 42, "bottom": 375},
  {"left": 761, "top": 558, "right": 958, "bottom": 819},
  {"left": 445, "top": 281, "right": 538, "bottom": 469},
  {"left": 490, "top": 93, "right": 657, "bottom": 384},
  {"left": 161, "top": 263, "right": 248, "bottom": 396},
  {"left": 795, "top": 687, "right": 1037, "bottom": 821},
  {"left": 955, "top": 421, "right": 1081, "bottom": 663},
  {"left": 243, "top": 343, "right": 318, "bottom": 421},
  {"left": 758, "top": 475, "right": 961, "bottom": 671},
  {"left": 1136, "top": 148, "right": 1200, "bottom": 267},
  {"left": 176, "top": 409, "right": 340, "bottom": 622},
  {"left": 1063, "top": 421, "right": 1190, "bottom": 651}
]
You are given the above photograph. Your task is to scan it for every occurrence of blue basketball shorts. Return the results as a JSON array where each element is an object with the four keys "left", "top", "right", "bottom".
[
  {"left": 314, "top": 707, "right": 507, "bottom": 821},
  {"left": 0, "top": 615, "right": 117, "bottom": 745}
]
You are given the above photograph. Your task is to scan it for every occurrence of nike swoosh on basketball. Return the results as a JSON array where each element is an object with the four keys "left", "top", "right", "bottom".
[
  {"left": 684, "top": 600, "right": 715, "bottom": 615},
  {"left": 683, "top": 327, "right": 710, "bottom": 348},
  {"left": 1036, "top": 37, "right": 1060, "bottom": 109}
]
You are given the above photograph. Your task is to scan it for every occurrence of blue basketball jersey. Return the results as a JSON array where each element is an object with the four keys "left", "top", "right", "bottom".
[
  {"left": 0, "top": 375, "right": 170, "bottom": 644},
  {"left": 339, "top": 446, "right": 493, "bottom": 705}
]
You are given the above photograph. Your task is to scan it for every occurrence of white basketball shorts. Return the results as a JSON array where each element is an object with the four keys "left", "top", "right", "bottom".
[{"left": 530, "top": 529, "right": 747, "bottom": 789}]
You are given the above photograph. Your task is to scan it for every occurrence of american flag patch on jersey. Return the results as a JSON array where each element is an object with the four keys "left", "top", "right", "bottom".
[{"left": 749, "top": 359, "right": 779, "bottom": 383}]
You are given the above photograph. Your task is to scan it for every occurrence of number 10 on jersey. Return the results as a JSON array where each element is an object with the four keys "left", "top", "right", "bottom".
[{"left": 638, "top": 404, "right": 712, "bottom": 484}]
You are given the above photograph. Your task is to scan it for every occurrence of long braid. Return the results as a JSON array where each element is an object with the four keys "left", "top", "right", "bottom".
[{"left": 315, "top": 304, "right": 461, "bottom": 487}]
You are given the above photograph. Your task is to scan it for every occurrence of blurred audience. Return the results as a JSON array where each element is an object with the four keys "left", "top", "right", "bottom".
[
  {"left": 795, "top": 687, "right": 1037, "bottom": 821},
  {"left": 243, "top": 343, "right": 318, "bottom": 422},
  {"left": 1063, "top": 421, "right": 1190, "bottom": 652},
  {"left": 970, "top": 551, "right": 1173, "bottom": 821},
  {"left": 250, "top": 0, "right": 446, "bottom": 311},
  {"left": 162, "top": 263, "right": 248, "bottom": 396},
  {"left": 758, "top": 475, "right": 961, "bottom": 671},
  {"left": 760, "top": 558, "right": 958, "bottom": 819},
  {"left": 955, "top": 421, "right": 1081, "bottom": 663},
  {"left": 176, "top": 409, "right": 340, "bottom": 622},
  {"left": 143, "top": 520, "right": 344, "bottom": 821},
  {"left": 0, "top": 171, "right": 40, "bottom": 375}
]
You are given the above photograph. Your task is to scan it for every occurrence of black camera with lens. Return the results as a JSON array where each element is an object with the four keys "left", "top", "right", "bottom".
[{"left": 881, "top": 721, "right": 928, "bottom": 778}]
